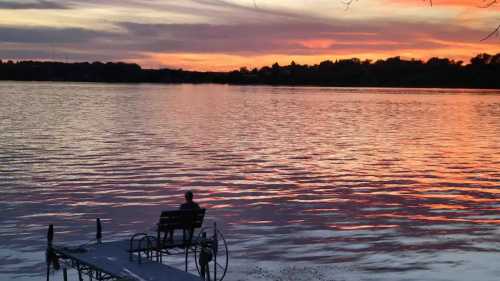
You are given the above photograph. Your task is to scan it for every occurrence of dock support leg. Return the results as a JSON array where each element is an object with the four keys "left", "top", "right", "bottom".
[
  {"left": 200, "top": 264, "right": 205, "bottom": 281},
  {"left": 77, "top": 263, "right": 83, "bottom": 281},
  {"left": 185, "top": 249, "right": 188, "bottom": 271},
  {"left": 63, "top": 268, "right": 68, "bottom": 281},
  {"left": 213, "top": 222, "right": 217, "bottom": 281},
  {"left": 204, "top": 264, "right": 211, "bottom": 281},
  {"left": 156, "top": 231, "right": 160, "bottom": 262},
  {"left": 46, "top": 224, "right": 54, "bottom": 281},
  {"left": 96, "top": 218, "right": 102, "bottom": 244}
]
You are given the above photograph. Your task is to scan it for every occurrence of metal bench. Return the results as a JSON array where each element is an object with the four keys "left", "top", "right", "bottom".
[
  {"left": 129, "top": 209, "right": 205, "bottom": 265},
  {"left": 159, "top": 209, "right": 205, "bottom": 268},
  {"left": 155, "top": 209, "right": 229, "bottom": 281}
]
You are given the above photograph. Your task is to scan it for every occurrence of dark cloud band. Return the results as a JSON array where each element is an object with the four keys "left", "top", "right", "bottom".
[
  {"left": 0, "top": 0, "right": 69, "bottom": 9},
  {"left": 0, "top": 17, "right": 493, "bottom": 65}
]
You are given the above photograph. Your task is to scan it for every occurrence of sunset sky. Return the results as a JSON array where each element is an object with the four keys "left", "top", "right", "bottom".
[{"left": 0, "top": 0, "right": 499, "bottom": 70}]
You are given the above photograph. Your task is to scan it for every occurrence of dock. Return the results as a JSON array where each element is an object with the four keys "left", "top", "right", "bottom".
[
  {"left": 46, "top": 211, "right": 228, "bottom": 281},
  {"left": 52, "top": 240, "right": 201, "bottom": 281}
]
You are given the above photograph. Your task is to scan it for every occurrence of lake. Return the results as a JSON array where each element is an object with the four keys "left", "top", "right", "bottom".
[{"left": 0, "top": 82, "right": 499, "bottom": 281}]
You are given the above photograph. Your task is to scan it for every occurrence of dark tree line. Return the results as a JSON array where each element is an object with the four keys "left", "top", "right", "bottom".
[{"left": 0, "top": 53, "right": 499, "bottom": 88}]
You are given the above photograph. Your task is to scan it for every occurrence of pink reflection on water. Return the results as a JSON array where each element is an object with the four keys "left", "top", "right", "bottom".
[
  {"left": 0, "top": 84, "right": 499, "bottom": 280},
  {"left": 331, "top": 224, "right": 399, "bottom": 230}
]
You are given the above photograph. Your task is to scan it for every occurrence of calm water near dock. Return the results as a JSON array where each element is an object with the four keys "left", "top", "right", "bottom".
[{"left": 1, "top": 82, "right": 499, "bottom": 281}]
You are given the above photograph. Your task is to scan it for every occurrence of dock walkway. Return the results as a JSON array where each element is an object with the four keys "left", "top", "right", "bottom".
[{"left": 53, "top": 240, "right": 201, "bottom": 281}]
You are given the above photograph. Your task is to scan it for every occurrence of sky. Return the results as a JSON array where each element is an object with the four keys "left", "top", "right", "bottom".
[{"left": 0, "top": 0, "right": 499, "bottom": 71}]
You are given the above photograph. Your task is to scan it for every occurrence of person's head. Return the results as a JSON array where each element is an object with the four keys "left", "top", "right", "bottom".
[{"left": 185, "top": 191, "right": 194, "bottom": 202}]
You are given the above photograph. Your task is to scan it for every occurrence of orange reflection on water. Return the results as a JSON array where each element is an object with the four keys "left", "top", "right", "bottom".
[
  {"left": 290, "top": 198, "right": 350, "bottom": 203},
  {"left": 330, "top": 224, "right": 399, "bottom": 230},
  {"left": 207, "top": 204, "right": 233, "bottom": 209},
  {"left": 409, "top": 193, "right": 498, "bottom": 203},
  {"left": 419, "top": 186, "right": 500, "bottom": 195},
  {"left": 243, "top": 220, "right": 273, "bottom": 224},
  {"left": 367, "top": 214, "right": 500, "bottom": 224},
  {"left": 2, "top": 84, "right": 500, "bottom": 280},
  {"left": 423, "top": 204, "right": 467, "bottom": 210}
]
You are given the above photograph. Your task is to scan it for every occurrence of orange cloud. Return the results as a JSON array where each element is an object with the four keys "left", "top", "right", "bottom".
[
  {"left": 386, "top": 0, "right": 500, "bottom": 8},
  {"left": 137, "top": 38, "right": 499, "bottom": 71}
]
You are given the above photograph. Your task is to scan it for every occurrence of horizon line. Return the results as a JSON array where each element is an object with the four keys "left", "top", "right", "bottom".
[{"left": 1, "top": 51, "right": 497, "bottom": 72}]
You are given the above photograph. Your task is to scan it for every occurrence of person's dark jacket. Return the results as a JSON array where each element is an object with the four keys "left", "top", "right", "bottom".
[{"left": 180, "top": 201, "right": 200, "bottom": 210}]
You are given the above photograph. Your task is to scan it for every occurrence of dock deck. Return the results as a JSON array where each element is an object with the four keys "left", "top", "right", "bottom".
[
  {"left": 46, "top": 212, "right": 226, "bottom": 281},
  {"left": 53, "top": 240, "right": 201, "bottom": 281}
]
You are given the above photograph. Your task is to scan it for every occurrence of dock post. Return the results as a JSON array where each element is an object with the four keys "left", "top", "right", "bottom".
[
  {"left": 185, "top": 248, "right": 188, "bottom": 271},
  {"left": 96, "top": 218, "right": 102, "bottom": 244},
  {"left": 63, "top": 268, "right": 68, "bottom": 281},
  {"left": 213, "top": 222, "right": 217, "bottom": 281},
  {"left": 156, "top": 228, "right": 160, "bottom": 262},
  {"left": 77, "top": 262, "right": 83, "bottom": 281},
  {"left": 46, "top": 224, "right": 53, "bottom": 281}
]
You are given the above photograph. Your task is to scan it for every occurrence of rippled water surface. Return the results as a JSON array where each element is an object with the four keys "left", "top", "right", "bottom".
[{"left": 1, "top": 82, "right": 499, "bottom": 281}]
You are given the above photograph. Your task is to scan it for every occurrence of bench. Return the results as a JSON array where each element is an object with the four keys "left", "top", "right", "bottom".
[
  {"left": 129, "top": 209, "right": 206, "bottom": 269},
  {"left": 157, "top": 209, "right": 206, "bottom": 248}
]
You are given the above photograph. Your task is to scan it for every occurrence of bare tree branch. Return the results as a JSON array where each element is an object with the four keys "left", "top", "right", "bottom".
[
  {"left": 342, "top": 0, "right": 358, "bottom": 10},
  {"left": 252, "top": 0, "right": 498, "bottom": 41},
  {"left": 478, "top": 0, "right": 497, "bottom": 8},
  {"left": 481, "top": 23, "right": 500, "bottom": 41}
]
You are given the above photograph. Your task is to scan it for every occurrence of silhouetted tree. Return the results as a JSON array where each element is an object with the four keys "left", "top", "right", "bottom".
[{"left": 1, "top": 53, "right": 499, "bottom": 88}]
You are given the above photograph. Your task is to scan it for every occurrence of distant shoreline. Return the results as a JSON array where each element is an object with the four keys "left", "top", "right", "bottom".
[
  {"left": 1, "top": 53, "right": 499, "bottom": 89},
  {"left": 2, "top": 80, "right": 500, "bottom": 91}
]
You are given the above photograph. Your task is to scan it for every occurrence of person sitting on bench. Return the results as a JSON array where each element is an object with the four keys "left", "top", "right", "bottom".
[{"left": 180, "top": 190, "right": 200, "bottom": 210}]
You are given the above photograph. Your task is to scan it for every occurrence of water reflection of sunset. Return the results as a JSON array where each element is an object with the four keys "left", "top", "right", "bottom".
[{"left": 0, "top": 84, "right": 499, "bottom": 281}]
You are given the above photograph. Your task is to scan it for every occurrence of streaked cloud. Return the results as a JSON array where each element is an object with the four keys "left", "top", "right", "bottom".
[
  {"left": 0, "top": 26, "right": 115, "bottom": 44},
  {"left": 0, "top": 0, "right": 69, "bottom": 9}
]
